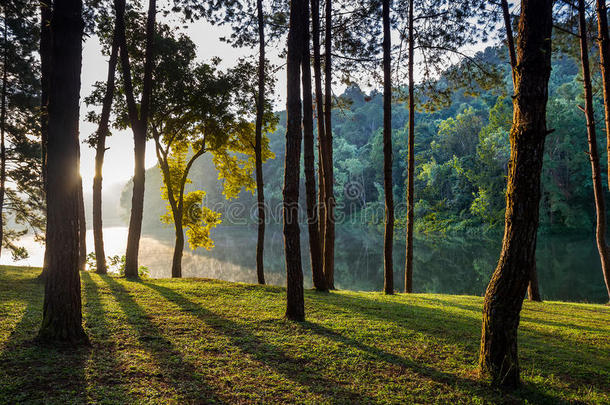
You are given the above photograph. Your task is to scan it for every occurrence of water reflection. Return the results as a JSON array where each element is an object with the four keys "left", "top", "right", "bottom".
[{"left": 1, "top": 225, "right": 607, "bottom": 303}]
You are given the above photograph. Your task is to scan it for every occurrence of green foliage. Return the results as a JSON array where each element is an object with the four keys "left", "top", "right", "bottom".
[
  {"left": 0, "top": 0, "right": 45, "bottom": 258},
  {"left": 86, "top": 252, "right": 149, "bottom": 277}
]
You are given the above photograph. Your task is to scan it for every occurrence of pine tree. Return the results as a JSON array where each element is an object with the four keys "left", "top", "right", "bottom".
[{"left": 479, "top": 0, "right": 553, "bottom": 387}]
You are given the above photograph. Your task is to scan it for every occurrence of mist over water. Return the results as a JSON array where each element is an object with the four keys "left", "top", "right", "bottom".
[{"left": 2, "top": 224, "right": 607, "bottom": 303}]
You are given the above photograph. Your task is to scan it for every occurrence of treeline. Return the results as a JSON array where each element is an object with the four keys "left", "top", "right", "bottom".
[{"left": 129, "top": 47, "right": 602, "bottom": 237}]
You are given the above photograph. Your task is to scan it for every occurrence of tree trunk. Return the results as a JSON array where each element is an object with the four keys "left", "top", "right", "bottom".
[
  {"left": 382, "top": 0, "right": 394, "bottom": 295},
  {"left": 92, "top": 27, "right": 119, "bottom": 275},
  {"left": 312, "top": 0, "right": 327, "bottom": 264},
  {"left": 302, "top": 0, "right": 326, "bottom": 292},
  {"left": 255, "top": 0, "right": 266, "bottom": 285},
  {"left": 123, "top": 0, "right": 156, "bottom": 278},
  {"left": 37, "top": 0, "right": 88, "bottom": 345},
  {"left": 478, "top": 0, "right": 552, "bottom": 387},
  {"left": 597, "top": 0, "right": 610, "bottom": 191},
  {"left": 39, "top": 0, "right": 52, "bottom": 279},
  {"left": 77, "top": 176, "right": 86, "bottom": 271},
  {"left": 580, "top": 0, "right": 610, "bottom": 302},
  {"left": 0, "top": 9, "right": 7, "bottom": 259},
  {"left": 284, "top": 0, "right": 305, "bottom": 321},
  {"left": 500, "top": 0, "right": 541, "bottom": 302},
  {"left": 404, "top": 0, "right": 414, "bottom": 294},
  {"left": 323, "top": 0, "right": 335, "bottom": 289},
  {"left": 171, "top": 213, "right": 184, "bottom": 278}
]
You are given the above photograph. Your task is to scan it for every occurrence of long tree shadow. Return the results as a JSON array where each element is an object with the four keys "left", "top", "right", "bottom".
[
  {"left": 81, "top": 272, "right": 134, "bottom": 403},
  {"left": 299, "top": 320, "right": 569, "bottom": 404},
  {"left": 100, "top": 275, "right": 224, "bottom": 404},
  {"left": 0, "top": 272, "right": 89, "bottom": 404},
  {"left": 141, "top": 281, "right": 376, "bottom": 404},
  {"left": 306, "top": 292, "right": 609, "bottom": 399}
]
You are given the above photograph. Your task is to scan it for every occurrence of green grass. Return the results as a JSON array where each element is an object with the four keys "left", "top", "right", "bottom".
[{"left": 0, "top": 266, "right": 608, "bottom": 404}]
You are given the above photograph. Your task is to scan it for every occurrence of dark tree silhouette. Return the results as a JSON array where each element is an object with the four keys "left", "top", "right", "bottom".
[
  {"left": 120, "top": 0, "right": 156, "bottom": 278},
  {"left": 39, "top": 0, "right": 51, "bottom": 279},
  {"left": 382, "top": 0, "right": 394, "bottom": 295},
  {"left": 90, "top": 26, "right": 119, "bottom": 275},
  {"left": 322, "top": 0, "right": 335, "bottom": 289},
  {"left": 254, "top": 0, "right": 266, "bottom": 285},
  {"left": 37, "top": 0, "right": 88, "bottom": 344},
  {"left": 578, "top": 0, "right": 610, "bottom": 302},
  {"left": 404, "top": 0, "right": 414, "bottom": 294},
  {"left": 598, "top": 0, "right": 610, "bottom": 192},
  {"left": 479, "top": 0, "right": 553, "bottom": 387},
  {"left": 302, "top": 0, "right": 326, "bottom": 292},
  {"left": 284, "top": 0, "right": 305, "bottom": 321}
]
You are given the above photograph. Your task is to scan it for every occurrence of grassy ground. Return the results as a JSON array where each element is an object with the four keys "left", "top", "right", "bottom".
[{"left": 0, "top": 266, "right": 608, "bottom": 404}]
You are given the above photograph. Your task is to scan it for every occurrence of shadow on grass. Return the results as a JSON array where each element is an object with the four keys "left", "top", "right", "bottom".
[
  {"left": 0, "top": 273, "right": 89, "bottom": 404},
  {"left": 305, "top": 291, "right": 599, "bottom": 404},
  {"left": 99, "top": 275, "right": 224, "bottom": 404},
  {"left": 141, "top": 281, "right": 375, "bottom": 404},
  {"left": 100, "top": 276, "right": 222, "bottom": 403},
  {"left": 81, "top": 272, "right": 134, "bottom": 403}
]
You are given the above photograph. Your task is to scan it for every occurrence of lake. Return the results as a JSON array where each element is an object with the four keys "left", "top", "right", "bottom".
[{"left": 2, "top": 224, "right": 607, "bottom": 303}]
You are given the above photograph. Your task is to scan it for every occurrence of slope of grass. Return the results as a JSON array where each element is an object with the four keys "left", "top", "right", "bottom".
[{"left": 0, "top": 265, "right": 608, "bottom": 404}]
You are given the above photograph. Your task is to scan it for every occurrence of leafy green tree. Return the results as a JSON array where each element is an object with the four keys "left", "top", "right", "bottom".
[{"left": 0, "top": 0, "right": 45, "bottom": 261}]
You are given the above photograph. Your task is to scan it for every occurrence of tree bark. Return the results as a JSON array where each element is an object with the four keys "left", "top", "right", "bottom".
[
  {"left": 122, "top": 0, "right": 156, "bottom": 278},
  {"left": 37, "top": 0, "right": 88, "bottom": 345},
  {"left": 404, "top": 0, "right": 414, "bottom": 294},
  {"left": 0, "top": 8, "right": 7, "bottom": 259},
  {"left": 597, "top": 0, "right": 610, "bottom": 191},
  {"left": 77, "top": 176, "right": 86, "bottom": 271},
  {"left": 255, "top": 0, "right": 266, "bottom": 285},
  {"left": 478, "top": 0, "right": 552, "bottom": 387},
  {"left": 302, "top": 0, "right": 326, "bottom": 292},
  {"left": 92, "top": 27, "right": 119, "bottom": 275},
  {"left": 284, "top": 0, "right": 305, "bottom": 321},
  {"left": 500, "top": 0, "right": 541, "bottom": 302},
  {"left": 580, "top": 0, "right": 610, "bottom": 302},
  {"left": 171, "top": 213, "right": 184, "bottom": 278},
  {"left": 39, "top": 0, "right": 52, "bottom": 279},
  {"left": 323, "top": 0, "right": 335, "bottom": 289},
  {"left": 382, "top": 0, "right": 394, "bottom": 295},
  {"left": 312, "top": 0, "right": 327, "bottom": 270}
]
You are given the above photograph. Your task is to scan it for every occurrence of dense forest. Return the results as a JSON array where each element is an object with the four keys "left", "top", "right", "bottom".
[{"left": 126, "top": 47, "right": 604, "bottom": 238}]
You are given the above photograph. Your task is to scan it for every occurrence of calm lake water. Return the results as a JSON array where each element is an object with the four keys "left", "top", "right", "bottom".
[{"left": 2, "top": 225, "right": 607, "bottom": 303}]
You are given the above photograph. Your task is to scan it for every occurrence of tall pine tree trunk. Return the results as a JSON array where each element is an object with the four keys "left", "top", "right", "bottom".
[
  {"left": 39, "top": 0, "right": 52, "bottom": 279},
  {"left": 580, "top": 0, "right": 610, "bottom": 302},
  {"left": 598, "top": 0, "right": 610, "bottom": 191},
  {"left": 92, "top": 27, "right": 119, "bottom": 275},
  {"left": 302, "top": 0, "right": 326, "bottom": 292},
  {"left": 404, "top": 0, "right": 414, "bottom": 294},
  {"left": 255, "top": 0, "right": 266, "bottom": 285},
  {"left": 78, "top": 176, "right": 86, "bottom": 271},
  {"left": 479, "top": 0, "right": 552, "bottom": 387},
  {"left": 323, "top": 0, "right": 335, "bottom": 289},
  {"left": 123, "top": 0, "right": 156, "bottom": 278},
  {"left": 0, "top": 9, "right": 7, "bottom": 259},
  {"left": 37, "top": 0, "right": 88, "bottom": 345},
  {"left": 312, "top": 0, "right": 327, "bottom": 272},
  {"left": 382, "top": 0, "right": 394, "bottom": 295},
  {"left": 500, "top": 0, "right": 541, "bottom": 302},
  {"left": 284, "top": 0, "right": 305, "bottom": 321}
]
